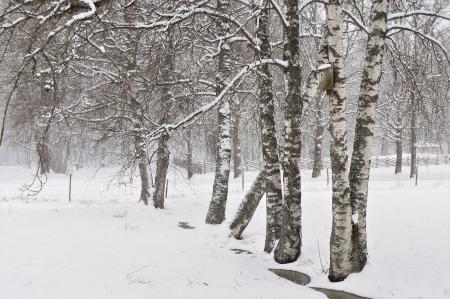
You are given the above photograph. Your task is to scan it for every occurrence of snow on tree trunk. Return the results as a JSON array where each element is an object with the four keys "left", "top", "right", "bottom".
[
  {"left": 256, "top": 2, "right": 283, "bottom": 253},
  {"left": 229, "top": 171, "right": 265, "bottom": 239},
  {"left": 231, "top": 98, "right": 242, "bottom": 178},
  {"left": 348, "top": 0, "right": 390, "bottom": 274},
  {"left": 205, "top": 0, "right": 232, "bottom": 224},
  {"left": 274, "top": 0, "right": 303, "bottom": 264},
  {"left": 326, "top": 0, "right": 353, "bottom": 282}
]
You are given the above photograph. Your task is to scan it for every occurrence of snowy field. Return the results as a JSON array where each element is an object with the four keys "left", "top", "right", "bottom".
[{"left": 0, "top": 164, "right": 449, "bottom": 299}]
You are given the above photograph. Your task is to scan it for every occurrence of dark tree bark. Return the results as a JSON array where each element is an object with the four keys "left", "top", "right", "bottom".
[
  {"left": 395, "top": 127, "right": 402, "bottom": 174},
  {"left": 206, "top": 0, "right": 232, "bottom": 224},
  {"left": 409, "top": 93, "right": 417, "bottom": 178},
  {"left": 186, "top": 128, "right": 194, "bottom": 180},
  {"left": 153, "top": 35, "right": 174, "bottom": 209},
  {"left": 130, "top": 96, "right": 150, "bottom": 206},
  {"left": 37, "top": 139, "right": 50, "bottom": 174},
  {"left": 274, "top": 0, "right": 303, "bottom": 264},
  {"left": 256, "top": 1, "right": 283, "bottom": 253}
]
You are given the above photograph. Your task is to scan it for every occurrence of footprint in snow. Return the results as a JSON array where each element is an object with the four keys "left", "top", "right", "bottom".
[
  {"left": 178, "top": 221, "right": 195, "bottom": 229},
  {"left": 230, "top": 248, "right": 252, "bottom": 255}
]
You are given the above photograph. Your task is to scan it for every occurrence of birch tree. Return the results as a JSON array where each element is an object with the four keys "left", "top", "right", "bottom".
[{"left": 205, "top": 0, "right": 233, "bottom": 224}]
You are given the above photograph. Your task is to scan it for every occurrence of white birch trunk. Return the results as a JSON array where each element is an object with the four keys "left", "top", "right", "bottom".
[
  {"left": 348, "top": 0, "right": 390, "bottom": 273},
  {"left": 326, "top": 0, "right": 352, "bottom": 282},
  {"left": 205, "top": 0, "right": 232, "bottom": 224}
]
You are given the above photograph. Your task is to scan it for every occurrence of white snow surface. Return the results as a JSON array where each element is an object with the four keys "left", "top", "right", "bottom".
[{"left": 1, "top": 165, "right": 449, "bottom": 299}]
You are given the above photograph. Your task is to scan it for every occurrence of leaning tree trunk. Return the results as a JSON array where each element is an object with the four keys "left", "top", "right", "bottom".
[
  {"left": 231, "top": 98, "right": 242, "bottom": 178},
  {"left": 229, "top": 171, "right": 266, "bottom": 238},
  {"left": 274, "top": 0, "right": 303, "bottom": 264},
  {"left": 326, "top": 0, "right": 353, "bottom": 282},
  {"left": 205, "top": 0, "right": 232, "bottom": 224},
  {"left": 153, "top": 38, "right": 174, "bottom": 209},
  {"left": 348, "top": 0, "right": 390, "bottom": 274}
]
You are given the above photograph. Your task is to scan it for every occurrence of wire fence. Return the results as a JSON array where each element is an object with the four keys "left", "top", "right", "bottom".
[{"left": 175, "top": 154, "right": 449, "bottom": 173}]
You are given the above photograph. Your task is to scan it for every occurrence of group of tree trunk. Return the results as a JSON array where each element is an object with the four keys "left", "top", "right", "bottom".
[{"left": 1, "top": 0, "right": 448, "bottom": 285}]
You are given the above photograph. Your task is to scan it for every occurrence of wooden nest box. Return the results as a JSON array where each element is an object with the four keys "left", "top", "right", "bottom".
[{"left": 318, "top": 64, "right": 333, "bottom": 94}]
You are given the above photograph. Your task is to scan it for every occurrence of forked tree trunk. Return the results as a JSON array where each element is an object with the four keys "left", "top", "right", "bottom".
[
  {"left": 274, "top": 0, "right": 303, "bottom": 264},
  {"left": 205, "top": 0, "right": 232, "bottom": 224},
  {"left": 326, "top": 0, "right": 353, "bottom": 282},
  {"left": 124, "top": 3, "right": 150, "bottom": 206},
  {"left": 231, "top": 99, "right": 242, "bottom": 178},
  {"left": 348, "top": 0, "right": 390, "bottom": 274}
]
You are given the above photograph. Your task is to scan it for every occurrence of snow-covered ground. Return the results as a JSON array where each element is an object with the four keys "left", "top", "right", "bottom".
[{"left": 0, "top": 164, "right": 449, "bottom": 299}]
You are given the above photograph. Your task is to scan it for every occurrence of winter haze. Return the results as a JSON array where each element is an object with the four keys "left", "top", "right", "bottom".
[{"left": 0, "top": 0, "right": 449, "bottom": 299}]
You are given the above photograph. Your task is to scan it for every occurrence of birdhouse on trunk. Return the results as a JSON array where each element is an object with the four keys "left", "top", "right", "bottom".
[{"left": 318, "top": 64, "right": 333, "bottom": 94}]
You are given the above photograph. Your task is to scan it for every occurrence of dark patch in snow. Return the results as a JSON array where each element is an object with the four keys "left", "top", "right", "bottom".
[
  {"left": 269, "top": 269, "right": 370, "bottom": 299},
  {"left": 178, "top": 221, "right": 195, "bottom": 229},
  {"left": 230, "top": 248, "right": 252, "bottom": 255},
  {"left": 269, "top": 269, "right": 311, "bottom": 285},
  {"left": 311, "top": 287, "right": 371, "bottom": 299}
]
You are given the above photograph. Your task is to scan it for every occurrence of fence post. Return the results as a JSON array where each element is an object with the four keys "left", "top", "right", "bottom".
[
  {"left": 415, "top": 165, "right": 418, "bottom": 186},
  {"left": 326, "top": 168, "right": 329, "bottom": 186},
  {"left": 241, "top": 169, "right": 245, "bottom": 191},
  {"left": 68, "top": 173, "right": 72, "bottom": 202}
]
